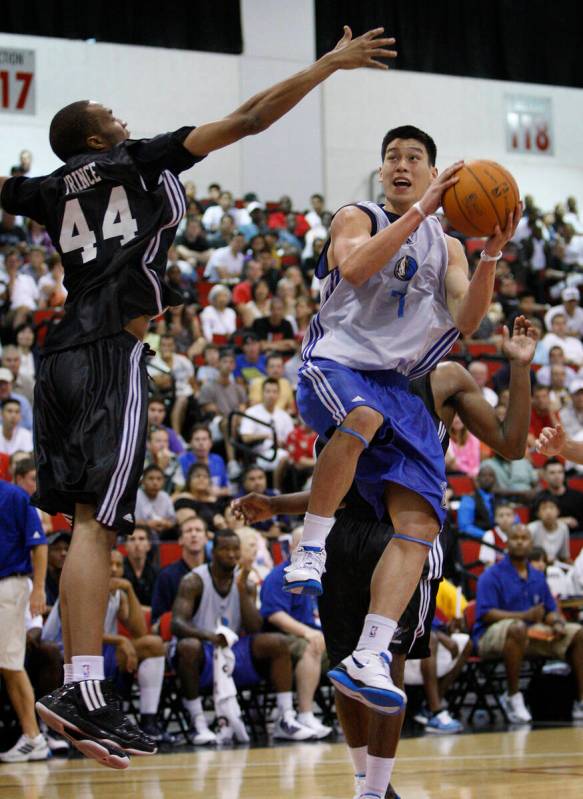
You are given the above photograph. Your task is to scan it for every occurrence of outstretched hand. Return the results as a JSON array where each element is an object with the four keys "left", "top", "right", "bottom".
[
  {"left": 231, "top": 493, "right": 274, "bottom": 524},
  {"left": 536, "top": 424, "right": 566, "bottom": 457},
  {"left": 328, "top": 26, "right": 397, "bottom": 71},
  {"left": 501, "top": 315, "right": 537, "bottom": 366}
]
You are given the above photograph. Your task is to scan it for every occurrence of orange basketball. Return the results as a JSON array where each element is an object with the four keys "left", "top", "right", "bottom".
[{"left": 442, "top": 160, "right": 519, "bottom": 237}]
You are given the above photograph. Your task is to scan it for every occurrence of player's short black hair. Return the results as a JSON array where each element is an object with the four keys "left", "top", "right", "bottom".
[
  {"left": 49, "top": 100, "right": 95, "bottom": 162},
  {"left": 381, "top": 125, "right": 437, "bottom": 166},
  {"left": 213, "top": 528, "right": 239, "bottom": 549}
]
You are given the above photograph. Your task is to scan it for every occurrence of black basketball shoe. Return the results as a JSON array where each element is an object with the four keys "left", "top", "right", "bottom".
[{"left": 36, "top": 680, "right": 157, "bottom": 768}]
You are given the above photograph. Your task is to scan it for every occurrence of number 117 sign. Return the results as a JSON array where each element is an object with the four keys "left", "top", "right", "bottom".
[{"left": 0, "top": 48, "right": 35, "bottom": 115}]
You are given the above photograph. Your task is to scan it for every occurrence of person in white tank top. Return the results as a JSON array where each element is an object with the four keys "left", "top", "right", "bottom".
[{"left": 288, "top": 125, "right": 522, "bottom": 717}]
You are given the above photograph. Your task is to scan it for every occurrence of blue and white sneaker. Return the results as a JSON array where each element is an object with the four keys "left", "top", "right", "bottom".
[
  {"left": 327, "top": 649, "right": 407, "bottom": 715},
  {"left": 283, "top": 545, "right": 326, "bottom": 595},
  {"left": 425, "top": 709, "right": 463, "bottom": 735}
]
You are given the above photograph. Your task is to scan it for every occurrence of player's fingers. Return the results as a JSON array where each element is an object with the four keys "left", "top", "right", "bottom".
[
  {"left": 369, "top": 47, "right": 398, "bottom": 58},
  {"left": 492, "top": 224, "right": 502, "bottom": 240},
  {"left": 367, "top": 37, "right": 396, "bottom": 47},
  {"left": 342, "top": 25, "right": 352, "bottom": 39},
  {"left": 501, "top": 324, "right": 509, "bottom": 342},
  {"left": 363, "top": 27, "right": 385, "bottom": 38},
  {"left": 367, "top": 58, "right": 390, "bottom": 70}
]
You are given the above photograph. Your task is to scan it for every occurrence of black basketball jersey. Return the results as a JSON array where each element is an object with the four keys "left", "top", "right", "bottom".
[
  {"left": 1, "top": 127, "right": 204, "bottom": 352},
  {"left": 326, "top": 371, "right": 450, "bottom": 521}
]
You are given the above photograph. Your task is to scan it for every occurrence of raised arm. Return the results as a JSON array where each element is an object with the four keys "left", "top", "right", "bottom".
[
  {"left": 450, "top": 317, "right": 536, "bottom": 459},
  {"left": 183, "top": 27, "right": 396, "bottom": 157}
]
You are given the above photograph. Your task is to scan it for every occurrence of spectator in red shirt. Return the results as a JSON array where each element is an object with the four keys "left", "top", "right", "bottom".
[
  {"left": 529, "top": 384, "right": 559, "bottom": 467},
  {"left": 268, "top": 195, "right": 309, "bottom": 238},
  {"left": 232, "top": 259, "right": 263, "bottom": 308},
  {"left": 286, "top": 420, "right": 317, "bottom": 491}
]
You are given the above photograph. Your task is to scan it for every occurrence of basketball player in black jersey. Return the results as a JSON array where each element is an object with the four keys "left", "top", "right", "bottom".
[
  {"left": 0, "top": 27, "right": 397, "bottom": 769},
  {"left": 233, "top": 317, "right": 536, "bottom": 799}
]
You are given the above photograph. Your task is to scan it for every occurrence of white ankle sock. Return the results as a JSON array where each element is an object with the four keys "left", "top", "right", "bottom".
[
  {"left": 364, "top": 754, "right": 395, "bottom": 798},
  {"left": 137, "top": 656, "right": 165, "bottom": 715},
  {"left": 302, "top": 512, "right": 335, "bottom": 549},
  {"left": 276, "top": 691, "right": 293, "bottom": 714},
  {"left": 357, "top": 614, "right": 398, "bottom": 653},
  {"left": 72, "top": 655, "right": 104, "bottom": 682},
  {"left": 182, "top": 697, "right": 204, "bottom": 724},
  {"left": 348, "top": 744, "right": 367, "bottom": 777},
  {"left": 63, "top": 663, "right": 73, "bottom": 685}
]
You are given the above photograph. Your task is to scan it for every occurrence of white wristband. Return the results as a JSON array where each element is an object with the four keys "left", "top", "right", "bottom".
[
  {"left": 480, "top": 249, "right": 503, "bottom": 262},
  {"left": 412, "top": 202, "right": 426, "bottom": 221}
]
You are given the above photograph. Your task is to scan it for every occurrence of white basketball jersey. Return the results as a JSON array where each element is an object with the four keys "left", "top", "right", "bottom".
[
  {"left": 302, "top": 202, "right": 459, "bottom": 377},
  {"left": 191, "top": 564, "right": 242, "bottom": 634}
]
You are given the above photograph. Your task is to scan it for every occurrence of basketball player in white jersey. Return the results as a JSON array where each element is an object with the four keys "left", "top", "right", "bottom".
[{"left": 285, "top": 125, "right": 521, "bottom": 711}]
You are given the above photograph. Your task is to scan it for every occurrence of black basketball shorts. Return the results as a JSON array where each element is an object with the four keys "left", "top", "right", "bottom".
[
  {"left": 319, "top": 511, "right": 440, "bottom": 669},
  {"left": 32, "top": 331, "right": 150, "bottom": 535}
]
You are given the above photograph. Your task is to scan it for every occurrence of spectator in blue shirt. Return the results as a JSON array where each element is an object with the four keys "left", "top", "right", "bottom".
[
  {"left": 179, "top": 425, "right": 229, "bottom": 497},
  {"left": 457, "top": 465, "right": 496, "bottom": 539},
  {"left": 474, "top": 523, "right": 583, "bottom": 724},
  {"left": 151, "top": 516, "right": 208, "bottom": 624},
  {"left": 234, "top": 334, "right": 267, "bottom": 385},
  {"left": 259, "top": 527, "right": 331, "bottom": 739},
  {"left": 0, "top": 481, "right": 49, "bottom": 762}
]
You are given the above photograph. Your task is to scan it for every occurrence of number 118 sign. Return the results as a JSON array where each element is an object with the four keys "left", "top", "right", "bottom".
[
  {"left": 505, "top": 95, "right": 553, "bottom": 156},
  {"left": 0, "top": 48, "right": 35, "bottom": 115}
]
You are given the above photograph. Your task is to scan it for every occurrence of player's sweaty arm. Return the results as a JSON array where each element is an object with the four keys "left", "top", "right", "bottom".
[
  {"left": 450, "top": 316, "right": 535, "bottom": 459},
  {"left": 0, "top": 176, "right": 8, "bottom": 200},
  {"left": 182, "top": 27, "right": 396, "bottom": 157},
  {"left": 231, "top": 491, "right": 310, "bottom": 524}
]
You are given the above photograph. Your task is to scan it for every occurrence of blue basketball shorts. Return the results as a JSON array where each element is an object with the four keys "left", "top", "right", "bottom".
[
  {"left": 297, "top": 357, "right": 447, "bottom": 525},
  {"left": 198, "top": 636, "right": 262, "bottom": 692}
]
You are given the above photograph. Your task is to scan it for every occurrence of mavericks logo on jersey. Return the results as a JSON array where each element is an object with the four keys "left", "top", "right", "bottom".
[{"left": 394, "top": 255, "right": 418, "bottom": 282}]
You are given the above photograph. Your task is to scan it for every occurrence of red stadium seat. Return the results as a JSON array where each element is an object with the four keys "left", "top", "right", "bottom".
[
  {"left": 51, "top": 512, "right": 72, "bottom": 531},
  {"left": 458, "top": 540, "right": 485, "bottom": 582},
  {"left": 463, "top": 599, "right": 477, "bottom": 632},
  {"left": 568, "top": 477, "right": 583, "bottom": 492},
  {"left": 197, "top": 281, "right": 213, "bottom": 307},
  {"left": 0, "top": 453, "right": 11, "bottom": 481},
  {"left": 570, "top": 537, "right": 583, "bottom": 560},
  {"left": 465, "top": 238, "right": 485, "bottom": 257},
  {"left": 514, "top": 506, "right": 530, "bottom": 524},
  {"left": 212, "top": 334, "right": 228, "bottom": 345},
  {"left": 159, "top": 542, "right": 182, "bottom": 568},
  {"left": 448, "top": 475, "right": 475, "bottom": 495},
  {"left": 485, "top": 359, "right": 504, "bottom": 379},
  {"left": 158, "top": 611, "right": 174, "bottom": 642},
  {"left": 467, "top": 342, "right": 498, "bottom": 357}
]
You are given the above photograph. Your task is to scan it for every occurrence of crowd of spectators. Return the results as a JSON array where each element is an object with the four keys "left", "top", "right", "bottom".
[{"left": 2, "top": 148, "right": 583, "bottom": 759}]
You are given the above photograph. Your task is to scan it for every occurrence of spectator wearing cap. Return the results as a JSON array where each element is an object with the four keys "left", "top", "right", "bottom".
[
  {"left": 204, "top": 232, "right": 246, "bottom": 284},
  {"left": 239, "top": 201, "right": 268, "bottom": 241},
  {"left": 560, "top": 379, "right": 583, "bottom": 440},
  {"left": 0, "top": 367, "right": 33, "bottom": 431},
  {"left": 544, "top": 287, "right": 583, "bottom": 337},
  {"left": 234, "top": 334, "right": 267, "bottom": 384},
  {"left": 44, "top": 530, "right": 70, "bottom": 608},
  {"left": 123, "top": 526, "right": 159, "bottom": 608},
  {"left": 542, "top": 313, "right": 583, "bottom": 368},
  {"left": 0, "top": 398, "right": 33, "bottom": 456},
  {"left": 200, "top": 285, "right": 237, "bottom": 343},
  {"left": 0, "top": 480, "right": 48, "bottom": 762}
]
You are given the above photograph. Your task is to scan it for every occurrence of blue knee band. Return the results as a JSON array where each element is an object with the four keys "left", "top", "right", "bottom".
[
  {"left": 392, "top": 533, "right": 433, "bottom": 549},
  {"left": 337, "top": 425, "right": 370, "bottom": 448}
]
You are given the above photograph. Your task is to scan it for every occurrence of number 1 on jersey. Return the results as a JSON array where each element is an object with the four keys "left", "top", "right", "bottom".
[{"left": 59, "top": 186, "right": 137, "bottom": 263}]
